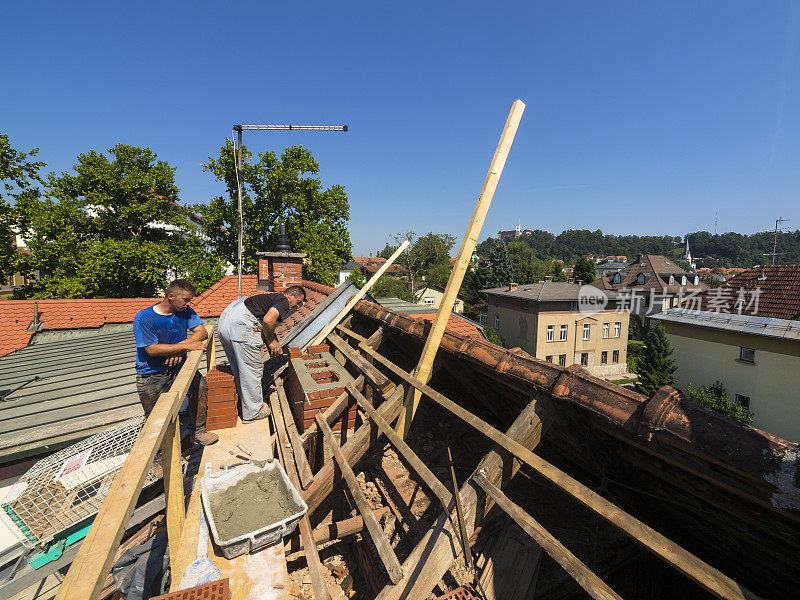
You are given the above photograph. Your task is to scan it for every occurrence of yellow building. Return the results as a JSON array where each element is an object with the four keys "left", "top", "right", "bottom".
[
  {"left": 651, "top": 265, "right": 800, "bottom": 442},
  {"left": 482, "top": 282, "right": 630, "bottom": 378}
]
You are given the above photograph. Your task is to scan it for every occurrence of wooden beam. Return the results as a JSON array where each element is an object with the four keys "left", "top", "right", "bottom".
[
  {"left": 364, "top": 345, "right": 765, "bottom": 600},
  {"left": 302, "top": 383, "right": 404, "bottom": 514},
  {"left": 395, "top": 99, "right": 525, "bottom": 439},
  {"left": 160, "top": 417, "right": 184, "bottom": 577},
  {"left": 315, "top": 413, "right": 403, "bottom": 584},
  {"left": 285, "top": 507, "right": 391, "bottom": 554},
  {"left": 347, "top": 382, "right": 452, "bottom": 509},
  {"left": 336, "top": 324, "right": 368, "bottom": 344},
  {"left": 55, "top": 328, "right": 213, "bottom": 600},
  {"left": 268, "top": 386, "right": 331, "bottom": 600},
  {"left": 309, "top": 240, "right": 410, "bottom": 348},
  {"left": 376, "top": 392, "right": 551, "bottom": 600},
  {"left": 276, "top": 380, "right": 314, "bottom": 488},
  {"left": 474, "top": 475, "right": 622, "bottom": 600},
  {"left": 328, "top": 332, "right": 394, "bottom": 394}
]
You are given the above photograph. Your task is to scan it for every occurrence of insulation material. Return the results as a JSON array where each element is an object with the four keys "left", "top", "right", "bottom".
[{"left": 1, "top": 415, "right": 158, "bottom": 547}]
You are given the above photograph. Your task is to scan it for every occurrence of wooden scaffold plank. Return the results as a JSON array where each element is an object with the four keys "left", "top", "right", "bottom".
[
  {"left": 315, "top": 412, "right": 403, "bottom": 584},
  {"left": 276, "top": 380, "right": 314, "bottom": 488}
]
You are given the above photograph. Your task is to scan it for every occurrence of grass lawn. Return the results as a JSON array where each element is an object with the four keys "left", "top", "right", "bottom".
[{"left": 610, "top": 377, "right": 636, "bottom": 385}]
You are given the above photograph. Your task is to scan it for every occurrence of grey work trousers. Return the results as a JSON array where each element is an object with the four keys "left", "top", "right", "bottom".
[{"left": 218, "top": 297, "right": 265, "bottom": 420}]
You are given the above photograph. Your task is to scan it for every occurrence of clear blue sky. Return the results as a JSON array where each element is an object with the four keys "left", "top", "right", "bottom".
[{"left": 2, "top": 1, "right": 798, "bottom": 255}]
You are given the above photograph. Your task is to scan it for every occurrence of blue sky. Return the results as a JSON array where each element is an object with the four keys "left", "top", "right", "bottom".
[{"left": 2, "top": 1, "right": 799, "bottom": 255}]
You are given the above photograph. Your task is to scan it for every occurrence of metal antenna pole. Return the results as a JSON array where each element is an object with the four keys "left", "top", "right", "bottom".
[
  {"left": 762, "top": 217, "right": 789, "bottom": 266},
  {"left": 231, "top": 123, "right": 348, "bottom": 298}
]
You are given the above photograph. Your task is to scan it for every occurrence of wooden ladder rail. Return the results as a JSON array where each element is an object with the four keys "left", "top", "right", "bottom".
[
  {"left": 315, "top": 412, "right": 404, "bottom": 584},
  {"left": 55, "top": 326, "right": 214, "bottom": 600},
  {"left": 360, "top": 343, "right": 764, "bottom": 600},
  {"left": 268, "top": 383, "right": 331, "bottom": 600}
]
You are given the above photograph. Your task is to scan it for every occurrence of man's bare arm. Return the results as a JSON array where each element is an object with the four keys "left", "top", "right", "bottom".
[
  {"left": 261, "top": 308, "right": 283, "bottom": 357},
  {"left": 145, "top": 324, "right": 209, "bottom": 357}
]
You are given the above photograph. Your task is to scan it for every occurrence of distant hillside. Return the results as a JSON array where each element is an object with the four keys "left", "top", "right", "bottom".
[{"left": 476, "top": 229, "right": 800, "bottom": 268}]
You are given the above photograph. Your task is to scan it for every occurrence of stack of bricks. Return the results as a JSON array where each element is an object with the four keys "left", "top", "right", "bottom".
[
  {"left": 286, "top": 344, "right": 356, "bottom": 433},
  {"left": 206, "top": 364, "right": 238, "bottom": 431}
]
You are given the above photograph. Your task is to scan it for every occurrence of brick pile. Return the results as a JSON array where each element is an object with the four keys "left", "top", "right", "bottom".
[
  {"left": 206, "top": 364, "right": 238, "bottom": 431},
  {"left": 151, "top": 578, "right": 230, "bottom": 600}
]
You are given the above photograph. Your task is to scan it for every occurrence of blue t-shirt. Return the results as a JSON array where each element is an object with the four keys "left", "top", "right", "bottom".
[{"left": 133, "top": 305, "right": 204, "bottom": 375}]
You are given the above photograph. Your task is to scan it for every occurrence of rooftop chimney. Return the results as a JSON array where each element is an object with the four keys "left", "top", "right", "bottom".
[
  {"left": 256, "top": 225, "right": 307, "bottom": 292},
  {"left": 508, "top": 283, "right": 518, "bottom": 291}
]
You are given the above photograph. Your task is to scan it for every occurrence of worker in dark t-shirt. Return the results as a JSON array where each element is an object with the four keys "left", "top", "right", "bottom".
[{"left": 217, "top": 286, "right": 306, "bottom": 421}]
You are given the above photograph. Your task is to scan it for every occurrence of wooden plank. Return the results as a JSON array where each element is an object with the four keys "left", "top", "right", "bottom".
[
  {"left": 56, "top": 327, "right": 214, "bottom": 600},
  {"left": 302, "top": 383, "right": 405, "bottom": 515},
  {"left": 207, "top": 329, "right": 217, "bottom": 372},
  {"left": 347, "top": 382, "right": 452, "bottom": 509},
  {"left": 309, "top": 240, "right": 410, "bottom": 348},
  {"left": 161, "top": 417, "right": 184, "bottom": 576},
  {"left": 395, "top": 99, "right": 525, "bottom": 439},
  {"left": 284, "top": 507, "right": 391, "bottom": 554},
  {"left": 315, "top": 413, "right": 403, "bottom": 584},
  {"left": 474, "top": 475, "right": 621, "bottom": 600},
  {"left": 363, "top": 345, "right": 764, "bottom": 600},
  {"left": 268, "top": 387, "right": 331, "bottom": 600},
  {"left": 335, "top": 324, "right": 367, "bottom": 344},
  {"left": 474, "top": 521, "right": 542, "bottom": 600},
  {"left": 376, "top": 392, "right": 551, "bottom": 600},
  {"left": 327, "top": 333, "right": 394, "bottom": 394},
  {"left": 276, "top": 381, "right": 313, "bottom": 488}
]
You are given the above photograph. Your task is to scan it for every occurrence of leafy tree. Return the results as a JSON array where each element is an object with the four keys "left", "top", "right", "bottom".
[
  {"left": 485, "top": 241, "right": 513, "bottom": 288},
  {"left": 635, "top": 322, "right": 677, "bottom": 396},
  {"left": 629, "top": 313, "right": 650, "bottom": 341},
  {"left": 0, "top": 133, "right": 46, "bottom": 282},
  {"left": 347, "top": 267, "right": 365, "bottom": 286},
  {"left": 684, "top": 381, "right": 753, "bottom": 424},
  {"left": 461, "top": 267, "right": 487, "bottom": 322},
  {"left": 550, "top": 260, "right": 566, "bottom": 281},
  {"left": 16, "top": 144, "right": 225, "bottom": 298},
  {"left": 195, "top": 141, "right": 352, "bottom": 286},
  {"left": 573, "top": 257, "right": 597, "bottom": 284},
  {"left": 376, "top": 243, "right": 397, "bottom": 259},
  {"left": 371, "top": 276, "right": 414, "bottom": 302},
  {"left": 389, "top": 231, "right": 456, "bottom": 294},
  {"left": 483, "top": 326, "right": 503, "bottom": 347},
  {"left": 626, "top": 339, "right": 645, "bottom": 372}
]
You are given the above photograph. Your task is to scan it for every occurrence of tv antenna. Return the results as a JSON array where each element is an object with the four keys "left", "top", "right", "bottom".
[
  {"left": 231, "top": 123, "right": 348, "bottom": 297},
  {"left": 762, "top": 217, "right": 790, "bottom": 266}
]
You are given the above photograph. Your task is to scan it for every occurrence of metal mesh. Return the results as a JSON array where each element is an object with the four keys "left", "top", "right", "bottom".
[{"left": 2, "top": 415, "right": 159, "bottom": 548}]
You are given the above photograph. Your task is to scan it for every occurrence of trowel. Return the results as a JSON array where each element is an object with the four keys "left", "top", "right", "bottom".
[
  {"left": 237, "top": 443, "right": 273, "bottom": 468},
  {"left": 178, "top": 462, "right": 221, "bottom": 589}
]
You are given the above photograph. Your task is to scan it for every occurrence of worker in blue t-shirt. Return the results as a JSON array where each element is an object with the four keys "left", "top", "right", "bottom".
[{"left": 133, "top": 279, "right": 218, "bottom": 446}]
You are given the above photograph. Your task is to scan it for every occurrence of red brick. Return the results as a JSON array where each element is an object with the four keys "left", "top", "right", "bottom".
[
  {"left": 207, "top": 405, "right": 237, "bottom": 418},
  {"left": 289, "top": 347, "right": 302, "bottom": 358},
  {"left": 307, "top": 390, "right": 321, "bottom": 401},
  {"left": 206, "top": 414, "right": 238, "bottom": 431},
  {"left": 306, "top": 344, "right": 330, "bottom": 354}
]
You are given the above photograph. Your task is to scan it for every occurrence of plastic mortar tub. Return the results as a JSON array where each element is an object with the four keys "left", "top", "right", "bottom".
[{"left": 201, "top": 461, "right": 307, "bottom": 559}]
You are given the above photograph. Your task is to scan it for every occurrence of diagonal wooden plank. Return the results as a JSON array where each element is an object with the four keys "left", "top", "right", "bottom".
[
  {"left": 275, "top": 380, "right": 314, "bottom": 488},
  {"left": 315, "top": 412, "right": 403, "bottom": 584},
  {"left": 347, "top": 382, "right": 452, "bottom": 509},
  {"left": 474, "top": 474, "right": 622, "bottom": 600}
]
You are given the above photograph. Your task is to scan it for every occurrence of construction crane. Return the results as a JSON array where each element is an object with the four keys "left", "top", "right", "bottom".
[{"left": 231, "top": 123, "right": 348, "bottom": 297}]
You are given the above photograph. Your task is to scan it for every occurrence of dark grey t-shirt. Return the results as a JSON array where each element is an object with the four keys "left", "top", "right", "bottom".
[{"left": 243, "top": 292, "right": 291, "bottom": 323}]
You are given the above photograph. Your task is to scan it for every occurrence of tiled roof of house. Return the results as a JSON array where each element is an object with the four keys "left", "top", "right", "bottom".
[
  {"left": 0, "top": 298, "right": 159, "bottom": 358},
  {"left": 411, "top": 312, "right": 484, "bottom": 339},
  {"left": 591, "top": 254, "right": 707, "bottom": 295},
  {"left": 680, "top": 265, "right": 800, "bottom": 320},
  {"left": 482, "top": 282, "right": 612, "bottom": 302}
]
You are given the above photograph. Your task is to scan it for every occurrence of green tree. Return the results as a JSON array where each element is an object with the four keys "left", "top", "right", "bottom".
[
  {"left": 485, "top": 241, "right": 513, "bottom": 288},
  {"left": 371, "top": 276, "right": 414, "bottom": 302},
  {"left": 635, "top": 322, "right": 677, "bottom": 396},
  {"left": 347, "top": 267, "right": 365, "bottom": 286},
  {"left": 0, "top": 133, "right": 46, "bottom": 283},
  {"left": 195, "top": 141, "right": 352, "bottom": 286},
  {"left": 483, "top": 327, "right": 503, "bottom": 347},
  {"left": 376, "top": 243, "right": 397, "bottom": 259},
  {"left": 461, "top": 267, "right": 487, "bottom": 322},
  {"left": 629, "top": 313, "right": 650, "bottom": 341},
  {"left": 684, "top": 381, "right": 753, "bottom": 424},
  {"left": 389, "top": 231, "right": 456, "bottom": 294},
  {"left": 16, "top": 144, "right": 225, "bottom": 298},
  {"left": 573, "top": 257, "right": 597, "bottom": 284}
]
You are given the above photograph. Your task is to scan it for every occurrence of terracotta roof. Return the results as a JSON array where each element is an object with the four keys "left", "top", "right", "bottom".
[
  {"left": 684, "top": 265, "right": 800, "bottom": 320},
  {"left": 0, "top": 298, "right": 160, "bottom": 358},
  {"left": 361, "top": 263, "right": 407, "bottom": 275},
  {"left": 352, "top": 256, "right": 386, "bottom": 265},
  {"left": 591, "top": 254, "right": 707, "bottom": 295},
  {"left": 410, "top": 312, "right": 484, "bottom": 339}
]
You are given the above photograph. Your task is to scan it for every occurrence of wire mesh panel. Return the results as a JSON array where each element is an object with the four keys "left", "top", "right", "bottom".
[{"left": 2, "top": 415, "right": 159, "bottom": 547}]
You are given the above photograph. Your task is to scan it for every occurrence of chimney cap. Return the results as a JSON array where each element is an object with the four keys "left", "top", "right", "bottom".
[{"left": 276, "top": 223, "right": 291, "bottom": 252}]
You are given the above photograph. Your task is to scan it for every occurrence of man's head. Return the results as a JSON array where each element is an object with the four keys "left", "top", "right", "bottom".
[
  {"left": 165, "top": 279, "right": 197, "bottom": 313},
  {"left": 284, "top": 285, "right": 306, "bottom": 309}
]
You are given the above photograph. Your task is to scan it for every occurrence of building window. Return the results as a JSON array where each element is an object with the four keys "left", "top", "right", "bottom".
[
  {"left": 494, "top": 314, "right": 500, "bottom": 329},
  {"left": 637, "top": 273, "right": 645, "bottom": 284},
  {"left": 521, "top": 299, "right": 530, "bottom": 310},
  {"left": 735, "top": 394, "right": 751, "bottom": 410},
  {"left": 546, "top": 355, "right": 553, "bottom": 363},
  {"left": 559, "top": 324, "right": 568, "bottom": 341},
  {"left": 423, "top": 296, "right": 435, "bottom": 305},
  {"left": 570, "top": 301, "right": 578, "bottom": 311},
  {"left": 580, "top": 352, "right": 589, "bottom": 366},
  {"left": 614, "top": 322, "right": 621, "bottom": 338},
  {"left": 601, "top": 351, "right": 608, "bottom": 364},
  {"left": 612, "top": 350, "right": 619, "bottom": 363},
  {"left": 613, "top": 273, "right": 621, "bottom": 284},
  {"left": 558, "top": 354, "right": 566, "bottom": 367},
  {"left": 546, "top": 325, "right": 554, "bottom": 342},
  {"left": 479, "top": 313, "right": 487, "bottom": 326},
  {"left": 602, "top": 323, "right": 609, "bottom": 338},
  {"left": 582, "top": 324, "right": 590, "bottom": 341},
  {"left": 739, "top": 347, "right": 755, "bottom": 363}
]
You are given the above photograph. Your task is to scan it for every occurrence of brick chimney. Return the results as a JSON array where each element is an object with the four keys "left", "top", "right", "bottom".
[{"left": 256, "top": 224, "right": 307, "bottom": 292}]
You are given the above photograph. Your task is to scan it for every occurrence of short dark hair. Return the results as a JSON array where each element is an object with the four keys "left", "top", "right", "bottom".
[
  {"left": 284, "top": 285, "right": 306, "bottom": 302},
  {"left": 166, "top": 279, "right": 197, "bottom": 297}
]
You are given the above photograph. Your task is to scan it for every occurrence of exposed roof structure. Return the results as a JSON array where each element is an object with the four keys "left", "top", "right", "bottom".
[{"left": 591, "top": 254, "right": 707, "bottom": 295}]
